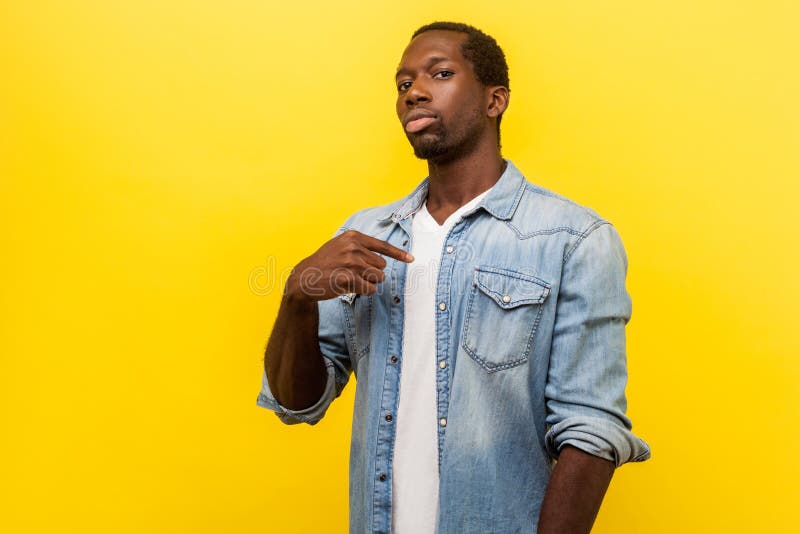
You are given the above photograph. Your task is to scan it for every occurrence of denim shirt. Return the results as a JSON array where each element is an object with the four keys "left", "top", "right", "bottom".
[{"left": 257, "top": 160, "right": 651, "bottom": 533}]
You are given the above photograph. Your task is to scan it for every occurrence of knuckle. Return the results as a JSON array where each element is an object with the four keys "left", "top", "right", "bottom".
[{"left": 347, "top": 255, "right": 364, "bottom": 269}]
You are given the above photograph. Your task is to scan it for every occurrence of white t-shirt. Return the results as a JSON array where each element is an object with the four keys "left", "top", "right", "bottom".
[{"left": 391, "top": 189, "right": 491, "bottom": 534}]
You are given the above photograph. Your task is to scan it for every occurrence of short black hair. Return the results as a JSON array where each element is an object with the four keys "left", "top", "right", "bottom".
[{"left": 411, "top": 21, "right": 510, "bottom": 146}]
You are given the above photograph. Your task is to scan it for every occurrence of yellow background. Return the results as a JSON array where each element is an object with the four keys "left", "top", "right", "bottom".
[{"left": 2, "top": 1, "right": 798, "bottom": 532}]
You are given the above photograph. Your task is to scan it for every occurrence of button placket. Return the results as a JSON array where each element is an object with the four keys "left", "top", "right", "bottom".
[
  {"left": 372, "top": 220, "right": 411, "bottom": 532},
  {"left": 433, "top": 219, "right": 472, "bottom": 469}
]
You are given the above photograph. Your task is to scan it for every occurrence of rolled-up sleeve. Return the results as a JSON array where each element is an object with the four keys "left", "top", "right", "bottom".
[
  {"left": 544, "top": 221, "right": 651, "bottom": 467},
  {"left": 256, "top": 293, "right": 353, "bottom": 425}
]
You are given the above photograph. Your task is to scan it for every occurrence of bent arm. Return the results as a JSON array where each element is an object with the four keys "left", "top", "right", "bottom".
[
  {"left": 257, "top": 227, "right": 411, "bottom": 424},
  {"left": 539, "top": 222, "right": 650, "bottom": 528},
  {"left": 264, "top": 290, "right": 329, "bottom": 411}
]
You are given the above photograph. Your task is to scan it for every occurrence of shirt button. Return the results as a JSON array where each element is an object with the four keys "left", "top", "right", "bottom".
[
  {"left": 393, "top": 295, "right": 401, "bottom": 304},
  {"left": 390, "top": 355, "right": 398, "bottom": 363},
  {"left": 439, "top": 360, "right": 447, "bottom": 369},
  {"left": 385, "top": 414, "right": 393, "bottom": 422},
  {"left": 438, "top": 302, "right": 447, "bottom": 311},
  {"left": 502, "top": 295, "right": 511, "bottom": 303},
  {"left": 439, "top": 418, "right": 447, "bottom": 427},
  {"left": 446, "top": 246, "right": 454, "bottom": 254},
  {"left": 379, "top": 473, "right": 387, "bottom": 481},
  {"left": 402, "top": 240, "right": 408, "bottom": 246}
]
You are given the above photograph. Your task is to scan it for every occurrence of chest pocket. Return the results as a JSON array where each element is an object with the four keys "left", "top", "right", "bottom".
[
  {"left": 339, "top": 292, "right": 372, "bottom": 365},
  {"left": 462, "top": 266, "right": 551, "bottom": 373}
]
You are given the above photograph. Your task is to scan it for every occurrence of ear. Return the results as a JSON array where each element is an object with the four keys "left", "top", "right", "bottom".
[{"left": 486, "top": 85, "right": 509, "bottom": 119}]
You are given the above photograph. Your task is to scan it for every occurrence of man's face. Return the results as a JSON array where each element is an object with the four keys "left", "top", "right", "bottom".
[{"left": 395, "top": 30, "right": 489, "bottom": 162}]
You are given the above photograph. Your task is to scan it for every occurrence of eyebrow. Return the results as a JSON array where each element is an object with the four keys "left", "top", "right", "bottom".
[{"left": 395, "top": 56, "right": 452, "bottom": 79}]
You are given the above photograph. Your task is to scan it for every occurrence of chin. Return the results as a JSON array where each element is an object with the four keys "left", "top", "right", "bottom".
[
  {"left": 414, "top": 147, "right": 447, "bottom": 160},
  {"left": 410, "top": 138, "right": 449, "bottom": 160}
]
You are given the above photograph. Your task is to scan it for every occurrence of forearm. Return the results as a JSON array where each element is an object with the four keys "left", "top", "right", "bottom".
[
  {"left": 537, "top": 445, "right": 615, "bottom": 534},
  {"left": 264, "top": 291, "right": 329, "bottom": 411}
]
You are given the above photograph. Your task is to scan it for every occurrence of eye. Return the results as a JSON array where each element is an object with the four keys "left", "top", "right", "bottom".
[
  {"left": 397, "top": 80, "right": 412, "bottom": 92},
  {"left": 433, "top": 70, "right": 454, "bottom": 79}
]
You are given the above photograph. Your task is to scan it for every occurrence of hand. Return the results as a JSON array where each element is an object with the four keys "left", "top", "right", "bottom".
[{"left": 285, "top": 230, "right": 413, "bottom": 302}]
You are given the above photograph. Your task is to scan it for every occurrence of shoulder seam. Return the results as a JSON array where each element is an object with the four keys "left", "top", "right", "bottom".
[{"left": 562, "top": 219, "right": 611, "bottom": 265}]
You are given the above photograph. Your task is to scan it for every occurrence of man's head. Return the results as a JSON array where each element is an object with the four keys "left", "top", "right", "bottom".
[{"left": 396, "top": 22, "right": 510, "bottom": 162}]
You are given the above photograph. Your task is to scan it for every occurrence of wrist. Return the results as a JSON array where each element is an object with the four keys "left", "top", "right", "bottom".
[{"left": 284, "top": 275, "right": 319, "bottom": 308}]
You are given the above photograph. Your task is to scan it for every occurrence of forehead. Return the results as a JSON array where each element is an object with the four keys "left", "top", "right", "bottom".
[{"left": 397, "top": 30, "right": 469, "bottom": 72}]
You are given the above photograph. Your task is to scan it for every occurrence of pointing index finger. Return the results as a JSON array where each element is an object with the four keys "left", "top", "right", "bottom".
[{"left": 360, "top": 234, "right": 414, "bottom": 263}]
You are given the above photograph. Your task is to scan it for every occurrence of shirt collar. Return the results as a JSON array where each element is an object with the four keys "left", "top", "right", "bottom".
[{"left": 377, "top": 159, "right": 527, "bottom": 223}]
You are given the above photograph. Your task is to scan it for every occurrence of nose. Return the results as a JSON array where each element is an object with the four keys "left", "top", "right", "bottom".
[{"left": 404, "top": 79, "right": 431, "bottom": 107}]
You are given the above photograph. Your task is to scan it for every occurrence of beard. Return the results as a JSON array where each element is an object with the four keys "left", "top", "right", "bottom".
[
  {"left": 407, "top": 106, "right": 485, "bottom": 163},
  {"left": 410, "top": 129, "right": 450, "bottom": 160}
]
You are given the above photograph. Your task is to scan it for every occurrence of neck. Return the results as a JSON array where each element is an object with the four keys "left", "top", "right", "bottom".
[{"left": 424, "top": 139, "right": 506, "bottom": 224}]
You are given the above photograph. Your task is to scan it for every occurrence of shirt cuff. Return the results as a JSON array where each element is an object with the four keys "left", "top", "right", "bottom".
[
  {"left": 256, "top": 361, "right": 337, "bottom": 426},
  {"left": 544, "top": 415, "right": 652, "bottom": 467}
]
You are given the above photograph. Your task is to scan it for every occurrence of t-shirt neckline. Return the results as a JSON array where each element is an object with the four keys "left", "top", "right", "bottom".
[{"left": 417, "top": 188, "right": 492, "bottom": 231}]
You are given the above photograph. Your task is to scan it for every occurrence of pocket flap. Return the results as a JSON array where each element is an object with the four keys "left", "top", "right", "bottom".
[{"left": 474, "top": 267, "right": 550, "bottom": 309}]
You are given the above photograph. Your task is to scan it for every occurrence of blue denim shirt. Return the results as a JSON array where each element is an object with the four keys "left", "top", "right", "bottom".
[{"left": 257, "top": 160, "right": 651, "bottom": 533}]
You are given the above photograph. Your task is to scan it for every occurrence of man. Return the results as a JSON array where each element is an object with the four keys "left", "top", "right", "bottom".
[{"left": 258, "top": 21, "right": 650, "bottom": 534}]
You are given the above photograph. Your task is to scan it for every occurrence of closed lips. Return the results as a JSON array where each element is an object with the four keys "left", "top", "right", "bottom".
[{"left": 404, "top": 111, "right": 436, "bottom": 133}]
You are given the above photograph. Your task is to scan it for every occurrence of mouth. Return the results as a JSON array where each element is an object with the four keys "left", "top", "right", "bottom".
[
  {"left": 403, "top": 110, "right": 437, "bottom": 133},
  {"left": 405, "top": 117, "right": 436, "bottom": 133}
]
